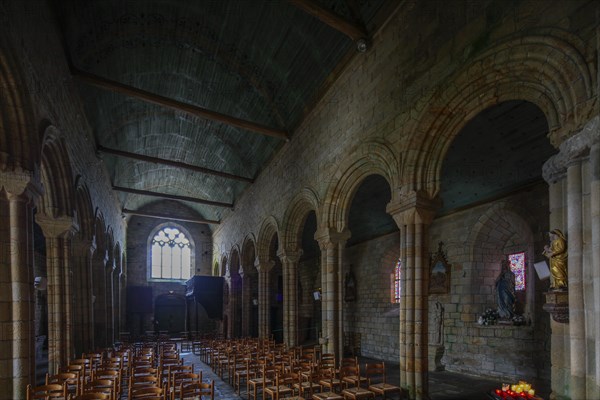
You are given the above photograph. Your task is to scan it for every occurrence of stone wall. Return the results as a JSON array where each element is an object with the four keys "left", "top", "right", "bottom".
[
  {"left": 344, "top": 232, "right": 400, "bottom": 362},
  {"left": 126, "top": 200, "right": 213, "bottom": 337},
  {"left": 428, "top": 183, "right": 551, "bottom": 383}
]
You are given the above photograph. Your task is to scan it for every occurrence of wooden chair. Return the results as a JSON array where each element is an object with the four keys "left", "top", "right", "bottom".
[
  {"left": 235, "top": 358, "right": 259, "bottom": 394},
  {"left": 294, "top": 365, "right": 321, "bottom": 398},
  {"left": 318, "top": 367, "right": 342, "bottom": 394},
  {"left": 128, "top": 374, "right": 160, "bottom": 398},
  {"left": 264, "top": 371, "right": 298, "bottom": 400},
  {"left": 26, "top": 383, "right": 66, "bottom": 400},
  {"left": 82, "top": 379, "right": 116, "bottom": 399},
  {"left": 364, "top": 362, "right": 401, "bottom": 399},
  {"left": 169, "top": 372, "right": 202, "bottom": 399},
  {"left": 248, "top": 364, "right": 277, "bottom": 400},
  {"left": 340, "top": 365, "right": 374, "bottom": 400},
  {"left": 176, "top": 380, "right": 214, "bottom": 400},
  {"left": 46, "top": 372, "right": 80, "bottom": 397}
]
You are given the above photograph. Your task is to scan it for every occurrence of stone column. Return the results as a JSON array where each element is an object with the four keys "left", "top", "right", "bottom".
[
  {"left": 567, "top": 160, "right": 585, "bottom": 399},
  {"left": 71, "top": 239, "right": 96, "bottom": 356},
  {"left": 542, "top": 115, "right": 600, "bottom": 399},
  {"left": 279, "top": 249, "right": 302, "bottom": 347},
  {"left": 0, "top": 170, "right": 40, "bottom": 400},
  {"left": 256, "top": 257, "right": 275, "bottom": 339},
  {"left": 591, "top": 141, "right": 600, "bottom": 386},
  {"left": 35, "top": 214, "right": 77, "bottom": 373},
  {"left": 387, "top": 191, "right": 439, "bottom": 400},
  {"left": 315, "top": 228, "right": 350, "bottom": 356}
]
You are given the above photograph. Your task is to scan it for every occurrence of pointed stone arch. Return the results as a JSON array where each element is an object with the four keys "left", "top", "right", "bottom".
[
  {"left": 0, "top": 43, "right": 37, "bottom": 171},
  {"left": 402, "top": 31, "right": 595, "bottom": 198},
  {"left": 74, "top": 179, "right": 95, "bottom": 243},
  {"left": 281, "top": 187, "right": 321, "bottom": 252},
  {"left": 321, "top": 139, "right": 400, "bottom": 233},
  {"left": 241, "top": 234, "right": 258, "bottom": 273},
  {"left": 39, "top": 124, "right": 75, "bottom": 219}
]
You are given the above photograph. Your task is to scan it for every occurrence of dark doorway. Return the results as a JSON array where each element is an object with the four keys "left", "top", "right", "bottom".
[{"left": 154, "top": 294, "right": 186, "bottom": 335}]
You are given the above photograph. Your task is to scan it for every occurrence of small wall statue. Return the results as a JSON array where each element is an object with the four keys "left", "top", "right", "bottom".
[
  {"left": 495, "top": 259, "right": 516, "bottom": 320},
  {"left": 542, "top": 229, "right": 568, "bottom": 291}
]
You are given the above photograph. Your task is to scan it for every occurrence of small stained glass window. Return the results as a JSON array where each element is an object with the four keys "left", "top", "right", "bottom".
[
  {"left": 392, "top": 258, "right": 402, "bottom": 303},
  {"left": 508, "top": 252, "right": 526, "bottom": 291},
  {"left": 151, "top": 226, "right": 192, "bottom": 280}
]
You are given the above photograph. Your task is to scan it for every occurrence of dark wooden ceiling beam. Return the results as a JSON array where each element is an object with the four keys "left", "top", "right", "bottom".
[
  {"left": 113, "top": 186, "right": 234, "bottom": 208},
  {"left": 123, "top": 208, "right": 219, "bottom": 225},
  {"left": 97, "top": 145, "right": 254, "bottom": 183},
  {"left": 289, "top": 0, "right": 368, "bottom": 42},
  {"left": 71, "top": 67, "right": 289, "bottom": 141}
]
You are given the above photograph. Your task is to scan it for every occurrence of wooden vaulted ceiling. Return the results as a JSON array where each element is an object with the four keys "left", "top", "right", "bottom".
[{"left": 52, "top": 0, "right": 397, "bottom": 227}]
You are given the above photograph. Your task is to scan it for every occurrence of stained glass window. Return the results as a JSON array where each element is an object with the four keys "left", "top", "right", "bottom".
[
  {"left": 151, "top": 226, "right": 192, "bottom": 280},
  {"left": 508, "top": 252, "right": 526, "bottom": 291},
  {"left": 392, "top": 258, "right": 402, "bottom": 303}
]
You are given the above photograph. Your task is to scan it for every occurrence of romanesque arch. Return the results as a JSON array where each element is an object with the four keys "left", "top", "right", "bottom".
[
  {"left": 281, "top": 187, "right": 321, "bottom": 252},
  {"left": 256, "top": 216, "right": 281, "bottom": 262},
  {"left": 321, "top": 139, "right": 400, "bottom": 233},
  {"left": 402, "top": 31, "right": 596, "bottom": 198}
]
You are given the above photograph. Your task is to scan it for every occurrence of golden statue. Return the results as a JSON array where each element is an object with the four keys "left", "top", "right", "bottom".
[{"left": 543, "top": 229, "right": 568, "bottom": 290}]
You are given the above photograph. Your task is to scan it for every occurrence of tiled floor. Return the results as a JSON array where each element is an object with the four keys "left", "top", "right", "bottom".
[{"left": 180, "top": 349, "right": 550, "bottom": 400}]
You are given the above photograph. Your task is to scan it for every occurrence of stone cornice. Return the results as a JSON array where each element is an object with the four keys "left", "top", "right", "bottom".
[{"left": 543, "top": 115, "right": 599, "bottom": 183}]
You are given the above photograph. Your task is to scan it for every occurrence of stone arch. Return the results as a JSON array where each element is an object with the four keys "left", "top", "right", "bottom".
[
  {"left": 0, "top": 43, "right": 37, "bottom": 171},
  {"left": 229, "top": 245, "right": 242, "bottom": 275},
  {"left": 464, "top": 201, "right": 536, "bottom": 318},
  {"left": 241, "top": 234, "right": 258, "bottom": 273},
  {"left": 256, "top": 216, "right": 281, "bottom": 262},
  {"left": 321, "top": 139, "right": 400, "bottom": 233},
  {"left": 281, "top": 187, "right": 321, "bottom": 252},
  {"left": 39, "top": 124, "right": 75, "bottom": 218},
  {"left": 74, "top": 179, "right": 94, "bottom": 243},
  {"left": 402, "top": 31, "right": 595, "bottom": 198}
]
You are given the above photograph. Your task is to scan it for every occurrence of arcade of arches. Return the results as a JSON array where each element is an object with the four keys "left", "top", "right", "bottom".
[{"left": 1, "top": 1, "right": 600, "bottom": 400}]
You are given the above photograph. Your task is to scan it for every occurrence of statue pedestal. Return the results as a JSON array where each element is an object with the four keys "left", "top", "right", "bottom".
[{"left": 542, "top": 290, "right": 569, "bottom": 323}]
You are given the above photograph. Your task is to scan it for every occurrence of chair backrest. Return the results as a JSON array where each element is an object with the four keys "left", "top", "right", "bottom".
[
  {"left": 180, "top": 380, "right": 214, "bottom": 400},
  {"left": 68, "top": 392, "right": 110, "bottom": 399},
  {"left": 130, "top": 386, "right": 165, "bottom": 399},
  {"left": 27, "top": 383, "right": 66, "bottom": 400},
  {"left": 364, "top": 362, "right": 385, "bottom": 384}
]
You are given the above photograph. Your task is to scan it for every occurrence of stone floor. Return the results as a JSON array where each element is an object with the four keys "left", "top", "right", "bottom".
[{"left": 179, "top": 348, "right": 550, "bottom": 400}]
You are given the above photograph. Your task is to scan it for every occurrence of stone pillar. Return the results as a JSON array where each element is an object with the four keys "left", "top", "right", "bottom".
[
  {"left": 279, "top": 249, "right": 302, "bottom": 347},
  {"left": 315, "top": 228, "right": 350, "bottom": 356},
  {"left": 35, "top": 214, "right": 77, "bottom": 373},
  {"left": 567, "top": 160, "right": 585, "bottom": 400},
  {"left": 387, "top": 191, "right": 439, "bottom": 400},
  {"left": 256, "top": 257, "right": 275, "bottom": 339},
  {"left": 0, "top": 170, "right": 40, "bottom": 400},
  {"left": 591, "top": 141, "right": 600, "bottom": 387},
  {"left": 71, "top": 239, "right": 96, "bottom": 356},
  {"left": 542, "top": 115, "right": 600, "bottom": 399}
]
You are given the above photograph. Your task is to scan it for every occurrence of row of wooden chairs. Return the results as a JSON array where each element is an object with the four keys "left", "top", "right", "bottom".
[
  {"left": 27, "top": 340, "right": 216, "bottom": 399},
  {"left": 202, "top": 337, "right": 400, "bottom": 400}
]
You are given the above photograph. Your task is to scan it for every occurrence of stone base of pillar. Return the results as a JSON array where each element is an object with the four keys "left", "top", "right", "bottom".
[
  {"left": 542, "top": 290, "right": 569, "bottom": 323},
  {"left": 428, "top": 344, "right": 445, "bottom": 372}
]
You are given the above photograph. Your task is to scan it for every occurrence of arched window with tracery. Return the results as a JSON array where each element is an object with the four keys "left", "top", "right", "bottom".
[
  {"left": 391, "top": 258, "right": 401, "bottom": 303},
  {"left": 149, "top": 225, "right": 193, "bottom": 281}
]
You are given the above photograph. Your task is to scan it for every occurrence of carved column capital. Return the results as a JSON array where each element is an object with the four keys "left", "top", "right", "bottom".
[
  {"left": 35, "top": 214, "right": 78, "bottom": 239},
  {"left": 314, "top": 227, "right": 351, "bottom": 250},
  {"left": 277, "top": 248, "right": 303, "bottom": 264},
  {"left": 543, "top": 115, "right": 599, "bottom": 183},
  {"left": 255, "top": 257, "right": 275, "bottom": 273},
  {"left": 386, "top": 190, "right": 440, "bottom": 226},
  {"left": 0, "top": 168, "right": 42, "bottom": 201}
]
